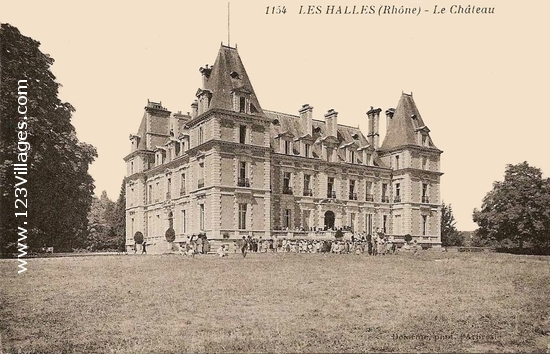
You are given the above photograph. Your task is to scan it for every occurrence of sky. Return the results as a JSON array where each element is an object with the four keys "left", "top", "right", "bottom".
[{"left": 2, "top": 0, "right": 549, "bottom": 231}]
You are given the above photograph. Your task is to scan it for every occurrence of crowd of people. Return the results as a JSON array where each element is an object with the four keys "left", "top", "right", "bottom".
[
  {"left": 173, "top": 231, "right": 423, "bottom": 258},
  {"left": 218, "top": 233, "right": 423, "bottom": 258}
]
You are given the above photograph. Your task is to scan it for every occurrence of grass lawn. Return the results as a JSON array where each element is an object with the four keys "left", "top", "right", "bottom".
[{"left": 0, "top": 251, "right": 549, "bottom": 353}]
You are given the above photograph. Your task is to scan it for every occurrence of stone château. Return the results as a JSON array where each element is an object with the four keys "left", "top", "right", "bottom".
[{"left": 124, "top": 44, "right": 443, "bottom": 253}]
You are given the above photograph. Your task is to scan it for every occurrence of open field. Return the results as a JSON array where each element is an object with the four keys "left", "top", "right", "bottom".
[{"left": 1, "top": 252, "right": 549, "bottom": 353}]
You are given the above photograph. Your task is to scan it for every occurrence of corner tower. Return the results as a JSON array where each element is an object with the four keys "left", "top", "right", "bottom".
[{"left": 379, "top": 93, "right": 443, "bottom": 246}]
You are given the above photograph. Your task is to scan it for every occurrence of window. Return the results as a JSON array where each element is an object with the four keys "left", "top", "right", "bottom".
[
  {"left": 382, "top": 183, "right": 388, "bottom": 203},
  {"left": 167, "top": 178, "right": 171, "bottom": 200},
  {"left": 366, "top": 214, "right": 373, "bottom": 235},
  {"left": 350, "top": 150, "right": 355, "bottom": 163},
  {"left": 239, "top": 96, "right": 246, "bottom": 113},
  {"left": 239, "top": 125, "right": 247, "bottom": 144},
  {"left": 198, "top": 126, "right": 204, "bottom": 145},
  {"left": 327, "top": 177, "right": 335, "bottom": 198},
  {"left": 148, "top": 185, "right": 153, "bottom": 204},
  {"left": 304, "top": 143, "right": 310, "bottom": 157},
  {"left": 199, "top": 204, "right": 205, "bottom": 230},
  {"left": 175, "top": 142, "right": 181, "bottom": 156},
  {"left": 326, "top": 147, "right": 333, "bottom": 162},
  {"left": 422, "top": 183, "right": 429, "bottom": 203},
  {"left": 284, "top": 209, "right": 291, "bottom": 229},
  {"left": 422, "top": 135, "right": 428, "bottom": 146},
  {"left": 395, "top": 155, "right": 400, "bottom": 169},
  {"left": 198, "top": 163, "right": 205, "bottom": 188},
  {"left": 349, "top": 179, "right": 357, "bottom": 200},
  {"left": 238, "top": 204, "right": 247, "bottom": 229},
  {"left": 422, "top": 156, "right": 428, "bottom": 170},
  {"left": 422, "top": 215, "right": 428, "bottom": 235},
  {"left": 181, "top": 173, "right": 186, "bottom": 195},
  {"left": 383, "top": 215, "right": 388, "bottom": 234},
  {"left": 155, "top": 182, "right": 160, "bottom": 202},
  {"left": 238, "top": 162, "right": 249, "bottom": 187},
  {"left": 130, "top": 161, "right": 134, "bottom": 174},
  {"left": 394, "top": 183, "right": 401, "bottom": 202},
  {"left": 366, "top": 181, "right": 373, "bottom": 201},
  {"left": 365, "top": 153, "right": 372, "bottom": 166},
  {"left": 303, "top": 174, "right": 312, "bottom": 196},
  {"left": 283, "top": 172, "right": 292, "bottom": 194},
  {"left": 284, "top": 140, "right": 291, "bottom": 155},
  {"left": 168, "top": 211, "right": 174, "bottom": 229},
  {"left": 182, "top": 210, "right": 187, "bottom": 233}
]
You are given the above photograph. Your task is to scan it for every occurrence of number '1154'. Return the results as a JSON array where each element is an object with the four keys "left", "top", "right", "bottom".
[{"left": 266, "top": 6, "right": 287, "bottom": 14}]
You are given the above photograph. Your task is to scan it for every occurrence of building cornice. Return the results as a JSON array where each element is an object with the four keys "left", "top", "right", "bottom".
[{"left": 378, "top": 144, "right": 443, "bottom": 155}]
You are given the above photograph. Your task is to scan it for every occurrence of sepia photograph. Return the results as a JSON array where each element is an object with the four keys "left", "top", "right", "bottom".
[{"left": 1, "top": 1, "right": 549, "bottom": 353}]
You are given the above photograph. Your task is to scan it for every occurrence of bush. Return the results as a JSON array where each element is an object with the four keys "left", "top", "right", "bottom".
[
  {"left": 134, "top": 231, "right": 144, "bottom": 244},
  {"left": 404, "top": 234, "right": 412, "bottom": 243},
  {"left": 165, "top": 228, "right": 176, "bottom": 243}
]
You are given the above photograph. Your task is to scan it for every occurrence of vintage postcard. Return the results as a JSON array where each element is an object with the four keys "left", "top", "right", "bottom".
[{"left": 1, "top": 1, "right": 549, "bottom": 353}]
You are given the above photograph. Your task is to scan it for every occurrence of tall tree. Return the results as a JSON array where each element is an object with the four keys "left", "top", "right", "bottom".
[
  {"left": 473, "top": 162, "right": 550, "bottom": 249},
  {"left": 441, "top": 202, "right": 463, "bottom": 247},
  {"left": 0, "top": 24, "right": 97, "bottom": 254},
  {"left": 86, "top": 191, "right": 117, "bottom": 251},
  {"left": 112, "top": 179, "right": 126, "bottom": 251}
]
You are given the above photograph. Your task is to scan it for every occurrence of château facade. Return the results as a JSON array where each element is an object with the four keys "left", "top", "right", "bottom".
[{"left": 124, "top": 44, "right": 443, "bottom": 253}]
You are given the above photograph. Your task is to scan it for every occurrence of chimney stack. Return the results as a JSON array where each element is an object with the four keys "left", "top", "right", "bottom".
[
  {"left": 366, "top": 107, "right": 382, "bottom": 149},
  {"left": 199, "top": 64, "right": 212, "bottom": 89},
  {"left": 385, "top": 108, "right": 395, "bottom": 135},
  {"left": 299, "top": 104, "right": 313, "bottom": 136},
  {"left": 324, "top": 109, "right": 338, "bottom": 137},
  {"left": 191, "top": 100, "right": 199, "bottom": 119}
]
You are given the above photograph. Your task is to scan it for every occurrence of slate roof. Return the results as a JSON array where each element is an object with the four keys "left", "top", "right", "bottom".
[
  {"left": 265, "top": 110, "right": 385, "bottom": 166},
  {"left": 204, "top": 45, "right": 264, "bottom": 114},
  {"left": 379, "top": 93, "right": 437, "bottom": 151}
]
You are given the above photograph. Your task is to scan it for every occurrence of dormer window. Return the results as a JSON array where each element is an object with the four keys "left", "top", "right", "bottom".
[
  {"left": 239, "top": 97, "right": 246, "bottom": 113},
  {"left": 364, "top": 152, "right": 372, "bottom": 166},
  {"left": 284, "top": 140, "right": 291, "bottom": 155},
  {"left": 326, "top": 147, "right": 334, "bottom": 162},
  {"left": 304, "top": 143, "right": 311, "bottom": 158},
  {"left": 350, "top": 150, "right": 355, "bottom": 163}
]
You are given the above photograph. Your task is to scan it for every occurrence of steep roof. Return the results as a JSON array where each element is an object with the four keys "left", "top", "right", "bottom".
[
  {"left": 204, "top": 45, "right": 264, "bottom": 114},
  {"left": 265, "top": 110, "right": 385, "bottom": 166},
  {"left": 380, "top": 93, "right": 437, "bottom": 151}
]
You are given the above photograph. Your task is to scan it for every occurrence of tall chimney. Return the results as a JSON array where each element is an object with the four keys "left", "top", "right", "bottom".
[
  {"left": 299, "top": 104, "right": 313, "bottom": 136},
  {"left": 199, "top": 64, "right": 212, "bottom": 89},
  {"left": 385, "top": 108, "right": 395, "bottom": 135},
  {"left": 366, "top": 107, "right": 382, "bottom": 149},
  {"left": 324, "top": 109, "right": 338, "bottom": 137},
  {"left": 191, "top": 100, "right": 198, "bottom": 118}
]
